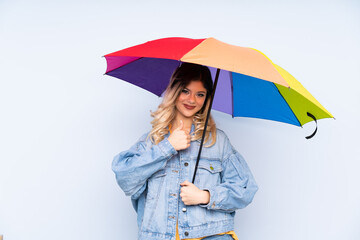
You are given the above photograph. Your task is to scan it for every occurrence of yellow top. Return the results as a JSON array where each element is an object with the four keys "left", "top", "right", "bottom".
[
  {"left": 169, "top": 124, "right": 238, "bottom": 240},
  {"left": 176, "top": 221, "right": 238, "bottom": 240}
]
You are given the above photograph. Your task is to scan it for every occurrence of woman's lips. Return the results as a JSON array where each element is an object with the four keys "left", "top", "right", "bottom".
[{"left": 184, "top": 104, "right": 195, "bottom": 110}]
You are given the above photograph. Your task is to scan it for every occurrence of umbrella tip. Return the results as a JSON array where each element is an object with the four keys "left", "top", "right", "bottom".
[{"left": 333, "top": 117, "right": 336, "bottom": 120}]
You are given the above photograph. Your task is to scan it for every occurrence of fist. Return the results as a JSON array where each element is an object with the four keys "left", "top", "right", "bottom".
[
  {"left": 180, "top": 180, "right": 210, "bottom": 205},
  {"left": 168, "top": 120, "right": 191, "bottom": 151}
]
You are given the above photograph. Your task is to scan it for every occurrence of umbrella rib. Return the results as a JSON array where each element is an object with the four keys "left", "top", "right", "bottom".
[
  {"left": 105, "top": 56, "right": 144, "bottom": 74},
  {"left": 273, "top": 84, "right": 302, "bottom": 127},
  {"left": 229, "top": 71, "right": 234, "bottom": 118}
]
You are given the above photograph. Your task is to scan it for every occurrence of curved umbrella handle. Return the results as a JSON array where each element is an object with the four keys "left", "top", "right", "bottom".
[{"left": 305, "top": 112, "right": 317, "bottom": 139}]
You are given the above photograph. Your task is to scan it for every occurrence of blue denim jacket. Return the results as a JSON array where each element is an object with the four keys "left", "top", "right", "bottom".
[{"left": 112, "top": 126, "right": 258, "bottom": 240}]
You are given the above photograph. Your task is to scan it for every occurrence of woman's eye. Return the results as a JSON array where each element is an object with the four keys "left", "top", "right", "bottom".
[
  {"left": 197, "top": 93, "right": 205, "bottom": 97},
  {"left": 182, "top": 89, "right": 189, "bottom": 94}
]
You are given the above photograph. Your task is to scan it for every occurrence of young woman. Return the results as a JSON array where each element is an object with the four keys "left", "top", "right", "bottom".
[{"left": 112, "top": 63, "right": 258, "bottom": 240}]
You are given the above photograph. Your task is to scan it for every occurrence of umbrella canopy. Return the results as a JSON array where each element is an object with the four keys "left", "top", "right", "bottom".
[
  {"left": 104, "top": 37, "right": 334, "bottom": 183},
  {"left": 104, "top": 37, "right": 333, "bottom": 128}
]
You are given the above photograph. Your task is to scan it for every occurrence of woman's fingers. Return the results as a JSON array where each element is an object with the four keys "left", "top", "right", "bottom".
[
  {"left": 180, "top": 180, "right": 191, "bottom": 186},
  {"left": 168, "top": 126, "right": 191, "bottom": 151},
  {"left": 180, "top": 181, "right": 208, "bottom": 205}
]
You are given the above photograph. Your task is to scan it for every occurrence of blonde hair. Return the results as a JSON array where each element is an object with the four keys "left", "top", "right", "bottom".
[{"left": 147, "top": 63, "right": 217, "bottom": 147}]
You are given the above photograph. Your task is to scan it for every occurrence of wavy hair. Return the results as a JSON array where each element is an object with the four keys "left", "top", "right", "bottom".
[{"left": 147, "top": 62, "right": 217, "bottom": 147}]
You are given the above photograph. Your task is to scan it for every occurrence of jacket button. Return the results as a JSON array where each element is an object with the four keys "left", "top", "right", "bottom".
[
  {"left": 184, "top": 162, "right": 189, "bottom": 166},
  {"left": 182, "top": 208, "right": 187, "bottom": 212},
  {"left": 184, "top": 232, "right": 189, "bottom": 236}
]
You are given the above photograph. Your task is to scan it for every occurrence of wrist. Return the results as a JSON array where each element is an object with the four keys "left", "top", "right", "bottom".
[
  {"left": 167, "top": 136, "right": 176, "bottom": 150},
  {"left": 200, "top": 190, "right": 210, "bottom": 204}
]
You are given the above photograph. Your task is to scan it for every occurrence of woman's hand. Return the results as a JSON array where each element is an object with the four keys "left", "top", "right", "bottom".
[
  {"left": 180, "top": 180, "right": 210, "bottom": 205},
  {"left": 168, "top": 120, "right": 191, "bottom": 151}
]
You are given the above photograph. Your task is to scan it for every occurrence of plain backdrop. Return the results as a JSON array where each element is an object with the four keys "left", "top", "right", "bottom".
[{"left": 0, "top": 0, "right": 359, "bottom": 239}]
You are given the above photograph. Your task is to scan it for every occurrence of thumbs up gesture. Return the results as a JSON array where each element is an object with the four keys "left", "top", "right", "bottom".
[{"left": 168, "top": 120, "right": 191, "bottom": 151}]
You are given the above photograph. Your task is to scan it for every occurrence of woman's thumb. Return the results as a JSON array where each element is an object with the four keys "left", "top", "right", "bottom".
[{"left": 178, "top": 120, "right": 184, "bottom": 130}]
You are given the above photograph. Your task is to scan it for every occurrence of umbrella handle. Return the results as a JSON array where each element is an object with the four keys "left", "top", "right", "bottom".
[
  {"left": 305, "top": 112, "right": 317, "bottom": 139},
  {"left": 192, "top": 68, "right": 220, "bottom": 184}
]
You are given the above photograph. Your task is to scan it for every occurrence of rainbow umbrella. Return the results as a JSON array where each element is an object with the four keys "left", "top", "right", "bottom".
[{"left": 104, "top": 37, "right": 333, "bottom": 181}]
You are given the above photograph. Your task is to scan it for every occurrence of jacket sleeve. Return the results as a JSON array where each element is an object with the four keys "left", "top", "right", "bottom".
[
  {"left": 112, "top": 133, "right": 177, "bottom": 200},
  {"left": 200, "top": 141, "right": 258, "bottom": 212}
]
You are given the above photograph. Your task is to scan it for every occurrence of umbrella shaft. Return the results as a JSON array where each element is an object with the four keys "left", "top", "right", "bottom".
[{"left": 192, "top": 68, "right": 220, "bottom": 183}]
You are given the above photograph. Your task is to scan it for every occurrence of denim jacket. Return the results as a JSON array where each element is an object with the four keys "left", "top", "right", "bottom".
[{"left": 112, "top": 125, "right": 258, "bottom": 240}]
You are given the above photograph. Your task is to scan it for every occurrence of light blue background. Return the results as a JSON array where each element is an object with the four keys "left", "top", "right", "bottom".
[{"left": 0, "top": 0, "right": 359, "bottom": 239}]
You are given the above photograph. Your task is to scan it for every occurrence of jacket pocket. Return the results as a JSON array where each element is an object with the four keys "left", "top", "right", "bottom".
[{"left": 195, "top": 159, "right": 222, "bottom": 189}]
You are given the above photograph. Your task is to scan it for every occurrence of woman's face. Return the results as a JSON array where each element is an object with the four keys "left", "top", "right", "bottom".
[{"left": 175, "top": 80, "right": 207, "bottom": 119}]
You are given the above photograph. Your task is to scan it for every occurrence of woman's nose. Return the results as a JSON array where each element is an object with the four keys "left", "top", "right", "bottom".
[{"left": 188, "top": 94, "right": 195, "bottom": 103}]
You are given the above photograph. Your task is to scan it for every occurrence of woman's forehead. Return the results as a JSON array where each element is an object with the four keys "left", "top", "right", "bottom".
[{"left": 185, "top": 80, "right": 206, "bottom": 91}]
